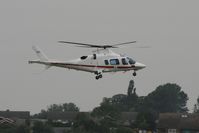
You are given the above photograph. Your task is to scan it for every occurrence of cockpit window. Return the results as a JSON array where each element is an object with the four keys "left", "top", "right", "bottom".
[
  {"left": 110, "top": 59, "right": 120, "bottom": 65},
  {"left": 80, "top": 56, "right": 88, "bottom": 60},
  {"left": 104, "top": 60, "right": 109, "bottom": 65},
  {"left": 127, "top": 57, "right": 136, "bottom": 64},
  {"left": 122, "top": 58, "right": 128, "bottom": 65}
]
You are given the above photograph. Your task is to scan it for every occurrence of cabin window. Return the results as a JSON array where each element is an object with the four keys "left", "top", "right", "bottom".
[
  {"left": 104, "top": 60, "right": 109, "bottom": 65},
  {"left": 110, "top": 59, "right": 120, "bottom": 65},
  {"left": 122, "top": 58, "right": 128, "bottom": 65},
  {"left": 93, "top": 54, "right": 97, "bottom": 60},
  {"left": 127, "top": 57, "right": 136, "bottom": 65},
  {"left": 80, "top": 56, "right": 88, "bottom": 60}
]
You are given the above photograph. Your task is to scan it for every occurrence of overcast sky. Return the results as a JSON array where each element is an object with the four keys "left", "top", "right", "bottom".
[{"left": 0, "top": 0, "right": 199, "bottom": 114}]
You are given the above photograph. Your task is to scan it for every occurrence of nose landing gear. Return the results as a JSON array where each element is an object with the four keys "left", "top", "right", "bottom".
[
  {"left": 95, "top": 71, "right": 103, "bottom": 80},
  {"left": 95, "top": 74, "right": 102, "bottom": 80},
  {"left": 133, "top": 71, "right": 137, "bottom": 76}
]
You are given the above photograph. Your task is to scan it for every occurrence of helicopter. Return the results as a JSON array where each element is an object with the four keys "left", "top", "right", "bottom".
[{"left": 28, "top": 41, "right": 146, "bottom": 80}]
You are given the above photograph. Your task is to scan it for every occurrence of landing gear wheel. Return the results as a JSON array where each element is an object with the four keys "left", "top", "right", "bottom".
[
  {"left": 95, "top": 76, "right": 99, "bottom": 80},
  {"left": 95, "top": 74, "right": 102, "bottom": 80},
  {"left": 99, "top": 74, "right": 102, "bottom": 78},
  {"left": 133, "top": 72, "right": 137, "bottom": 76},
  {"left": 95, "top": 71, "right": 103, "bottom": 80}
]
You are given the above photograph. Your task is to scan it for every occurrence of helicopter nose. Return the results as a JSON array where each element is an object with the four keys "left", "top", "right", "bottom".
[{"left": 135, "top": 62, "right": 146, "bottom": 69}]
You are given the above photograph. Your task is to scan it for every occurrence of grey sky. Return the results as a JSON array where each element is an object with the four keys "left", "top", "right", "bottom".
[{"left": 0, "top": 0, "right": 199, "bottom": 114}]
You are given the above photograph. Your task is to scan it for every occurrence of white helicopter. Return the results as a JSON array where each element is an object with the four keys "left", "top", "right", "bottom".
[{"left": 29, "top": 41, "right": 146, "bottom": 80}]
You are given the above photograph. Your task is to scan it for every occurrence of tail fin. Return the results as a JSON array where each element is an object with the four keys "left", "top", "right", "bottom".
[
  {"left": 32, "top": 46, "right": 49, "bottom": 61},
  {"left": 30, "top": 46, "right": 51, "bottom": 70}
]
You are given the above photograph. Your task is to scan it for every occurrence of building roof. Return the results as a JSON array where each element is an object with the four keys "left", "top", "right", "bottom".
[
  {"left": 157, "top": 113, "right": 199, "bottom": 130},
  {"left": 0, "top": 111, "right": 30, "bottom": 119},
  {"left": 0, "top": 117, "right": 15, "bottom": 125}
]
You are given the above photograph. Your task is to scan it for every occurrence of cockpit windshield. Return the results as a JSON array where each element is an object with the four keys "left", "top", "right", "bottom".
[{"left": 127, "top": 57, "right": 136, "bottom": 65}]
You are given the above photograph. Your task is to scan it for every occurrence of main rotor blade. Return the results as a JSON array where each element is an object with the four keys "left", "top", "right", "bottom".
[
  {"left": 59, "top": 40, "right": 136, "bottom": 49},
  {"left": 75, "top": 46, "right": 97, "bottom": 48},
  {"left": 58, "top": 41, "right": 96, "bottom": 47},
  {"left": 113, "top": 41, "right": 137, "bottom": 46},
  {"left": 58, "top": 41, "right": 114, "bottom": 49}
]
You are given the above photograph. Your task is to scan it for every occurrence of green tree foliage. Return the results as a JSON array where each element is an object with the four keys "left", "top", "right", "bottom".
[
  {"left": 70, "top": 82, "right": 188, "bottom": 132},
  {"left": 90, "top": 98, "right": 123, "bottom": 132},
  {"left": 62, "top": 103, "right": 79, "bottom": 112},
  {"left": 126, "top": 80, "right": 139, "bottom": 111},
  {"left": 127, "top": 80, "right": 136, "bottom": 96},
  {"left": 0, "top": 125, "right": 16, "bottom": 133},
  {"left": 0, "top": 125, "right": 30, "bottom": 133},
  {"left": 194, "top": 96, "right": 199, "bottom": 113},
  {"left": 32, "top": 121, "right": 54, "bottom": 133},
  {"left": 16, "top": 125, "right": 30, "bottom": 133},
  {"left": 70, "top": 112, "right": 109, "bottom": 133},
  {"left": 47, "top": 103, "right": 79, "bottom": 112},
  {"left": 47, "top": 104, "right": 63, "bottom": 112},
  {"left": 31, "top": 81, "right": 189, "bottom": 133},
  {"left": 101, "top": 93, "right": 138, "bottom": 112},
  {"left": 92, "top": 97, "right": 121, "bottom": 120},
  {"left": 143, "top": 83, "right": 188, "bottom": 113},
  {"left": 92, "top": 80, "right": 139, "bottom": 114},
  {"left": 33, "top": 102, "right": 79, "bottom": 119},
  {"left": 32, "top": 109, "right": 47, "bottom": 119},
  {"left": 70, "top": 112, "right": 135, "bottom": 133}
]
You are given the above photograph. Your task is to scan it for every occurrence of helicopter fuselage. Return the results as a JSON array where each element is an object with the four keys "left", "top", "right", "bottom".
[
  {"left": 29, "top": 47, "right": 146, "bottom": 79},
  {"left": 64, "top": 49, "right": 145, "bottom": 73}
]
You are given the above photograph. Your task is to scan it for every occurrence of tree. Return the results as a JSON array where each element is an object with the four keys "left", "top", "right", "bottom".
[
  {"left": 16, "top": 125, "right": 30, "bottom": 133},
  {"left": 62, "top": 103, "right": 79, "bottom": 112},
  {"left": 47, "top": 104, "right": 63, "bottom": 112},
  {"left": 91, "top": 97, "right": 122, "bottom": 132},
  {"left": 127, "top": 80, "right": 136, "bottom": 96},
  {"left": 70, "top": 112, "right": 109, "bottom": 133},
  {"left": 133, "top": 83, "right": 188, "bottom": 130},
  {"left": 95, "top": 80, "right": 139, "bottom": 112},
  {"left": 33, "top": 102, "right": 79, "bottom": 119},
  {"left": 0, "top": 125, "right": 30, "bottom": 133},
  {"left": 111, "top": 94, "right": 129, "bottom": 111},
  {"left": 194, "top": 97, "right": 199, "bottom": 113},
  {"left": 47, "top": 103, "right": 79, "bottom": 112},
  {"left": 0, "top": 125, "right": 16, "bottom": 133},
  {"left": 32, "top": 121, "right": 54, "bottom": 133},
  {"left": 92, "top": 97, "right": 121, "bottom": 120},
  {"left": 143, "top": 83, "right": 188, "bottom": 113},
  {"left": 124, "top": 80, "right": 139, "bottom": 111}
]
